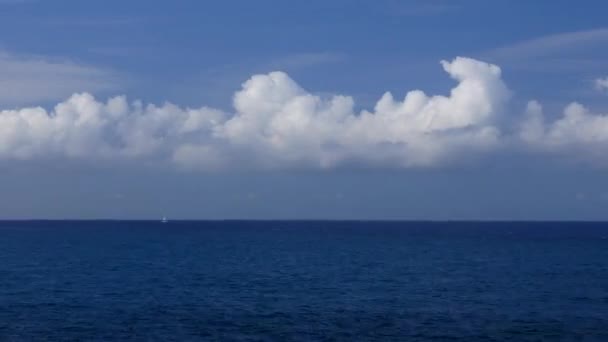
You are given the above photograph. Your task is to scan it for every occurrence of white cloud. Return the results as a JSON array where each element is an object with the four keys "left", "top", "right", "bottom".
[
  {"left": 0, "top": 51, "right": 120, "bottom": 106},
  {"left": 14, "top": 55, "right": 608, "bottom": 170},
  {"left": 519, "top": 100, "right": 608, "bottom": 163},
  {"left": 219, "top": 57, "right": 508, "bottom": 168},
  {"left": 0, "top": 57, "right": 510, "bottom": 169},
  {"left": 0, "top": 93, "right": 224, "bottom": 160},
  {"left": 596, "top": 77, "right": 608, "bottom": 92}
]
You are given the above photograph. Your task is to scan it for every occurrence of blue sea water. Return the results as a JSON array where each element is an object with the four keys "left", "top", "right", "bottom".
[{"left": 0, "top": 221, "right": 607, "bottom": 341}]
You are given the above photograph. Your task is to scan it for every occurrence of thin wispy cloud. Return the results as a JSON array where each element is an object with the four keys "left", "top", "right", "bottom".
[
  {"left": 487, "top": 28, "right": 608, "bottom": 59},
  {"left": 0, "top": 0, "right": 32, "bottom": 4},
  {"left": 0, "top": 51, "right": 122, "bottom": 106},
  {"left": 267, "top": 52, "right": 346, "bottom": 70},
  {"left": 476, "top": 28, "right": 608, "bottom": 80},
  {"left": 38, "top": 16, "right": 145, "bottom": 28},
  {"left": 386, "top": 0, "right": 458, "bottom": 16},
  {"left": 596, "top": 77, "right": 608, "bottom": 92}
]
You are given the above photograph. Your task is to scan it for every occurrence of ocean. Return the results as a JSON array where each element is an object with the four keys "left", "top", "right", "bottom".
[{"left": 1, "top": 221, "right": 607, "bottom": 341}]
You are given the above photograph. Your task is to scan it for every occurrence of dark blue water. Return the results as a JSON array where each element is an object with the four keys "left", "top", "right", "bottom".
[{"left": 1, "top": 221, "right": 607, "bottom": 341}]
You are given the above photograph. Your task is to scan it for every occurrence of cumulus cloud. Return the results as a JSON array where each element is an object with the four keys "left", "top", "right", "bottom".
[
  {"left": 219, "top": 57, "right": 509, "bottom": 168},
  {"left": 519, "top": 100, "right": 608, "bottom": 163},
  {"left": 0, "top": 57, "right": 511, "bottom": 169},
  {"left": 0, "top": 93, "right": 224, "bottom": 160}
]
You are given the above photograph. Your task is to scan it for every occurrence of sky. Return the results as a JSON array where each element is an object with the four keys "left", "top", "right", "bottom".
[{"left": 1, "top": 0, "right": 608, "bottom": 220}]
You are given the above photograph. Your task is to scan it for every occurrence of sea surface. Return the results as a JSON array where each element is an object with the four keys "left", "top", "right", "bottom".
[{"left": 0, "top": 221, "right": 607, "bottom": 341}]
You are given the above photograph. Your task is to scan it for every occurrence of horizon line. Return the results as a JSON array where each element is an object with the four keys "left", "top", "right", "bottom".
[{"left": 0, "top": 219, "right": 607, "bottom": 223}]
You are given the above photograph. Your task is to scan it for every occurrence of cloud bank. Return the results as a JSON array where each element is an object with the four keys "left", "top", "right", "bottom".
[{"left": 0, "top": 56, "right": 605, "bottom": 170}]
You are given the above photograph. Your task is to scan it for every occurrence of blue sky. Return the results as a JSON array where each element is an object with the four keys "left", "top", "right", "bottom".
[{"left": 1, "top": 0, "right": 608, "bottom": 219}]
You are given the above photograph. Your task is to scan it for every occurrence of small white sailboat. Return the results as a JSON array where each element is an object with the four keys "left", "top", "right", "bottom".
[{"left": 161, "top": 216, "right": 168, "bottom": 223}]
